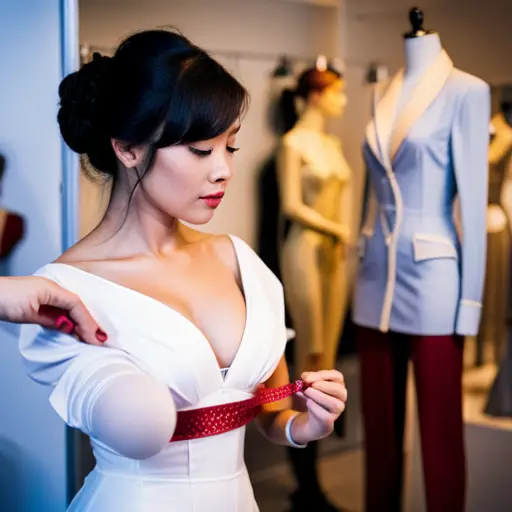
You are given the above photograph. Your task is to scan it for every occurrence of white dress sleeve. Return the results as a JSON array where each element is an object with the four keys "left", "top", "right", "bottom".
[{"left": 19, "top": 321, "right": 177, "bottom": 460}]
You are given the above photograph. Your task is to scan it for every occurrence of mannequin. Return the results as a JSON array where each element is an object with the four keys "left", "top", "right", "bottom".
[
  {"left": 277, "top": 65, "right": 352, "bottom": 512},
  {"left": 354, "top": 8, "right": 490, "bottom": 512},
  {"left": 484, "top": 102, "right": 512, "bottom": 417},
  {"left": 499, "top": 99, "right": 512, "bottom": 228},
  {"left": 0, "top": 155, "right": 24, "bottom": 262},
  {"left": 477, "top": 106, "right": 512, "bottom": 368}
]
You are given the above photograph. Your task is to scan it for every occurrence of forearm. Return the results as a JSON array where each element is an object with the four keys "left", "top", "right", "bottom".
[{"left": 286, "top": 204, "right": 346, "bottom": 241}]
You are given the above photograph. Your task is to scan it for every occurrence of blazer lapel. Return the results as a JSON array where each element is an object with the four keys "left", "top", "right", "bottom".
[
  {"left": 389, "top": 50, "right": 453, "bottom": 161},
  {"left": 366, "top": 70, "right": 404, "bottom": 168}
]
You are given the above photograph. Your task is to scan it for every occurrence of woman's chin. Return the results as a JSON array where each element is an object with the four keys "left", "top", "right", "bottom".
[{"left": 181, "top": 210, "right": 216, "bottom": 226}]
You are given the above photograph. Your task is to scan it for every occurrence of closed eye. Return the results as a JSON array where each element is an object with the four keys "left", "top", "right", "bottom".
[
  {"left": 188, "top": 147, "right": 213, "bottom": 157},
  {"left": 189, "top": 146, "right": 240, "bottom": 157}
]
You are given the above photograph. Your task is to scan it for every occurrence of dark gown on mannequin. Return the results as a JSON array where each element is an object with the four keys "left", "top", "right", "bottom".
[
  {"left": 0, "top": 212, "right": 24, "bottom": 260},
  {"left": 0, "top": 211, "right": 24, "bottom": 276},
  {"left": 0, "top": 210, "right": 25, "bottom": 276},
  {"left": 0, "top": 155, "right": 25, "bottom": 271}
]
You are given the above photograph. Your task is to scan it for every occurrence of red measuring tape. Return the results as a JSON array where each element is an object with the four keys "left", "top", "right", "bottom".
[{"left": 170, "top": 379, "right": 308, "bottom": 442}]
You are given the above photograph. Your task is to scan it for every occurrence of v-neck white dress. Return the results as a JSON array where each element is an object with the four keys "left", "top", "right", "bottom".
[{"left": 19, "top": 235, "right": 287, "bottom": 511}]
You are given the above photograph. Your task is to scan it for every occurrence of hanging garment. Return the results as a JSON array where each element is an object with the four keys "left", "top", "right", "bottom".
[{"left": 0, "top": 208, "right": 24, "bottom": 259}]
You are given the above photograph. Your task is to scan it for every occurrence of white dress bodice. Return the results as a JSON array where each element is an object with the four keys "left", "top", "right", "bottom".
[{"left": 19, "top": 235, "right": 287, "bottom": 511}]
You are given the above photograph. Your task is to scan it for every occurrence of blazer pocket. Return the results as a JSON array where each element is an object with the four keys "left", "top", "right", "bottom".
[{"left": 413, "top": 233, "right": 458, "bottom": 262}]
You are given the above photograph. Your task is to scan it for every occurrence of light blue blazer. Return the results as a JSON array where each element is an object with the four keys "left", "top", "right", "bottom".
[{"left": 353, "top": 50, "right": 490, "bottom": 336}]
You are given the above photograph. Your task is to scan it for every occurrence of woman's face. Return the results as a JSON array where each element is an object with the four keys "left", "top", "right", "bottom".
[
  {"left": 134, "top": 123, "right": 240, "bottom": 226},
  {"left": 315, "top": 79, "right": 347, "bottom": 119}
]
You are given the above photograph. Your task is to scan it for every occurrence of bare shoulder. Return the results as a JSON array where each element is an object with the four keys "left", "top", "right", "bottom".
[
  {"left": 182, "top": 228, "right": 239, "bottom": 271},
  {"left": 52, "top": 235, "right": 112, "bottom": 271},
  {"left": 53, "top": 241, "right": 96, "bottom": 267},
  {"left": 207, "top": 233, "right": 241, "bottom": 281}
]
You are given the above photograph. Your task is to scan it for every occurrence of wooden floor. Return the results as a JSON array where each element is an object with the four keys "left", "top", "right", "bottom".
[{"left": 253, "top": 448, "right": 364, "bottom": 512}]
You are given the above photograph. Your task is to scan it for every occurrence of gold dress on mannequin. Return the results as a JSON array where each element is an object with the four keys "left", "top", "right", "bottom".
[
  {"left": 478, "top": 112, "right": 512, "bottom": 367},
  {"left": 279, "top": 128, "right": 351, "bottom": 376}
]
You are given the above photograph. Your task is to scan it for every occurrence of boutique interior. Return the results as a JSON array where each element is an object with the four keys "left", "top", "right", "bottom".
[{"left": 2, "top": 0, "right": 512, "bottom": 511}]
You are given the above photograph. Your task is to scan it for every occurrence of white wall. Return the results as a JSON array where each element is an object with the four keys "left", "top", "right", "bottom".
[
  {"left": 78, "top": 0, "right": 341, "bottom": 247},
  {"left": 79, "top": 0, "right": 338, "bottom": 60},
  {"left": 0, "top": 1, "right": 69, "bottom": 511}
]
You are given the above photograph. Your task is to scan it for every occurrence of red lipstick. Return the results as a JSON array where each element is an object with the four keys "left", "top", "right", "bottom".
[{"left": 201, "top": 191, "right": 224, "bottom": 208}]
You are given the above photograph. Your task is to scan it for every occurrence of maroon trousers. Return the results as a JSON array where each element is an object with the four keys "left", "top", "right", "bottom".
[{"left": 357, "top": 326, "right": 466, "bottom": 512}]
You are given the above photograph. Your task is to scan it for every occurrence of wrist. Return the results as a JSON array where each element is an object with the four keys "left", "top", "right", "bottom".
[{"left": 287, "top": 411, "right": 310, "bottom": 446}]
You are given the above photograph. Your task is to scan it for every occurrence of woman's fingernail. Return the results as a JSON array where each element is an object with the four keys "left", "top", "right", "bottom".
[
  {"left": 56, "top": 316, "right": 74, "bottom": 334},
  {"left": 96, "top": 329, "right": 108, "bottom": 343}
]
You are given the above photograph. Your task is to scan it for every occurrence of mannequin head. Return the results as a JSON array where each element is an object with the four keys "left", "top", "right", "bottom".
[
  {"left": 296, "top": 68, "right": 346, "bottom": 118},
  {"left": 279, "top": 67, "right": 345, "bottom": 132}
]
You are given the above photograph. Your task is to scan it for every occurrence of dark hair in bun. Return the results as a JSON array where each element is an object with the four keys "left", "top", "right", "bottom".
[
  {"left": 279, "top": 66, "right": 342, "bottom": 133},
  {"left": 58, "top": 52, "right": 114, "bottom": 172},
  {"left": 57, "top": 29, "right": 248, "bottom": 184}
]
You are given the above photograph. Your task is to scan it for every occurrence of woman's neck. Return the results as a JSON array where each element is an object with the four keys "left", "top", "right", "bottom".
[
  {"left": 294, "top": 105, "right": 326, "bottom": 134},
  {"left": 404, "top": 33, "right": 442, "bottom": 79},
  {"left": 95, "top": 179, "right": 183, "bottom": 257}
]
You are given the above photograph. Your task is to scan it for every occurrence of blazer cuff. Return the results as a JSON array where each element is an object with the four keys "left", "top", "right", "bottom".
[{"left": 455, "top": 299, "right": 482, "bottom": 336}]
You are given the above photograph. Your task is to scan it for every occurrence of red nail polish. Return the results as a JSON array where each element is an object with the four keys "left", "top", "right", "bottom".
[
  {"left": 56, "top": 316, "right": 74, "bottom": 334},
  {"left": 96, "top": 330, "right": 108, "bottom": 343}
]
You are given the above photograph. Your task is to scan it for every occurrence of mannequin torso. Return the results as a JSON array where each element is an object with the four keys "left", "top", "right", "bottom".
[
  {"left": 283, "top": 128, "right": 349, "bottom": 234},
  {"left": 490, "top": 112, "right": 512, "bottom": 215},
  {"left": 477, "top": 111, "right": 512, "bottom": 369},
  {"left": 486, "top": 112, "right": 512, "bottom": 230}
]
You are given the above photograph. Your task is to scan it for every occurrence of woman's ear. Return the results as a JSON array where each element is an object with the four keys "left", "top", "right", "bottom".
[{"left": 111, "top": 139, "right": 145, "bottom": 169}]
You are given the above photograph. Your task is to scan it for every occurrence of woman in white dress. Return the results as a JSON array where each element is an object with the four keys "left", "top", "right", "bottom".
[{"left": 18, "top": 29, "right": 347, "bottom": 511}]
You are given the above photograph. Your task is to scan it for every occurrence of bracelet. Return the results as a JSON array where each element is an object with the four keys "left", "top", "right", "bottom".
[{"left": 285, "top": 412, "right": 307, "bottom": 448}]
